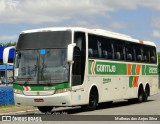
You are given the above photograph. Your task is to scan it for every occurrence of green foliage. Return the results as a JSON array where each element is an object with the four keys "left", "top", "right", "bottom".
[
  {"left": 158, "top": 52, "right": 160, "bottom": 63},
  {"left": 0, "top": 41, "right": 16, "bottom": 47}
]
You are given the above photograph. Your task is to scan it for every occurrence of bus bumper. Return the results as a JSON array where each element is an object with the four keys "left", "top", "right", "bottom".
[{"left": 14, "top": 92, "right": 72, "bottom": 107}]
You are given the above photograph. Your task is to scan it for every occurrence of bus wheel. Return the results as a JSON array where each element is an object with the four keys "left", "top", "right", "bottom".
[
  {"left": 82, "top": 88, "right": 98, "bottom": 111},
  {"left": 143, "top": 85, "right": 150, "bottom": 102},
  {"left": 137, "top": 86, "right": 144, "bottom": 103},
  {"left": 38, "top": 106, "right": 53, "bottom": 113}
]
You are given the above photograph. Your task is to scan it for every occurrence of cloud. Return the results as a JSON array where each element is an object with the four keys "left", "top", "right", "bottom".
[
  {"left": 108, "top": 22, "right": 129, "bottom": 29},
  {"left": 0, "top": 0, "right": 113, "bottom": 24},
  {"left": 151, "top": 17, "right": 160, "bottom": 29},
  {"left": 141, "top": 0, "right": 160, "bottom": 10},
  {"left": 152, "top": 30, "right": 160, "bottom": 38},
  {"left": 0, "top": 35, "right": 17, "bottom": 41},
  {"left": 0, "top": 0, "right": 160, "bottom": 25}
]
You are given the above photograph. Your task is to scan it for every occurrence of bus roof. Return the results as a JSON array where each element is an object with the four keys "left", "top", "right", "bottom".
[{"left": 21, "top": 27, "right": 156, "bottom": 47}]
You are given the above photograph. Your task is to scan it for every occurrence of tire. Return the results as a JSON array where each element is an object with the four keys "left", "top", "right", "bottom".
[
  {"left": 82, "top": 88, "right": 98, "bottom": 111},
  {"left": 143, "top": 86, "right": 150, "bottom": 102},
  {"left": 137, "top": 87, "right": 144, "bottom": 103},
  {"left": 38, "top": 106, "right": 53, "bottom": 113}
]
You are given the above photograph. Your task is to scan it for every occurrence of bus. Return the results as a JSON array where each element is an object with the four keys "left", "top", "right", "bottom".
[{"left": 7, "top": 27, "right": 159, "bottom": 113}]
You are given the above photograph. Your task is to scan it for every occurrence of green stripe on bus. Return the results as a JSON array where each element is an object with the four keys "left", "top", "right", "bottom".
[
  {"left": 142, "top": 65, "right": 158, "bottom": 75},
  {"left": 131, "top": 64, "right": 136, "bottom": 75},
  {"left": 129, "top": 76, "right": 134, "bottom": 88},
  {"left": 89, "top": 60, "right": 127, "bottom": 75},
  {"left": 88, "top": 60, "right": 158, "bottom": 76},
  {"left": 88, "top": 61, "right": 93, "bottom": 75},
  {"left": 13, "top": 82, "right": 70, "bottom": 91},
  {"left": 142, "top": 65, "right": 146, "bottom": 75}
]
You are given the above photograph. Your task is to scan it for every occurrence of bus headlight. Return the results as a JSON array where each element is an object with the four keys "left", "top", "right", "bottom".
[
  {"left": 55, "top": 88, "right": 69, "bottom": 94},
  {"left": 14, "top": 89, "right": 23, "bottom": 94}
]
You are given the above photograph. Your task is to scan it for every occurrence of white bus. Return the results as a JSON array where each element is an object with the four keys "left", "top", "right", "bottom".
[{"left": 10, "top": 27, "right": 158, "bottom": 113}]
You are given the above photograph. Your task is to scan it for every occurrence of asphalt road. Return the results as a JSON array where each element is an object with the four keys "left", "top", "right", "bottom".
[
  {"left": 1, "top": 92, "right": 160, "bottom": 124},
  {"left": 15, "top": 92, "right": 159, "bottom": 116}
]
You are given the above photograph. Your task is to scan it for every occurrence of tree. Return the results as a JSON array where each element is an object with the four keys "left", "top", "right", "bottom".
[{"left": 0, "top": 41, "right": 16, "bottom": 47}]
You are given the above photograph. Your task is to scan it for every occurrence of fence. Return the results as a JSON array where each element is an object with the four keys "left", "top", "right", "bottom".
[{"left": 0, "top": 87, "right": 14, "bottom": 106}]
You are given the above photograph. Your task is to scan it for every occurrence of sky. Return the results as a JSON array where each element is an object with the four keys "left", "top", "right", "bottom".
[{"left": 0, "top": 0, "right": 160, "bottom": 51}]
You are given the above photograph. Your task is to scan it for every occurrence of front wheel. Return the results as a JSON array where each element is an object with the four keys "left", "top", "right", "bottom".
[
  {"left": 38, "top": 106, "right": 53, "bottom": 113},
  {"left": 82, "top": 89, "right": 98, "bottom": 111}
]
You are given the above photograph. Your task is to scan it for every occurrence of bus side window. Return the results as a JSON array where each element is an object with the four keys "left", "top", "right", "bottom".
[
  {"left": 88, "top": 48, "right": 93, "bottom": 57},
  {"left": 88, "top": 34, "right": 96, "bottom": 58},
  {"left": 150, "top": 47, "right": 157, "bottom": 63},
  {"left": 113, "top": 40, "right": 125, "bottom": 61},
  {"left": 101, "top": 37, "right": 113, "bottom": 59},
  {"left": 143, "top": 46, "right": 149, "bottom": 62},
  {"left": 125, "top": 43, "right": 135, "bottom": 61},
  {"left": 135, "top": 44, "right": 143, "bottom": 62},
  {"left": 102, "top": 50, "right": 108, "bottom": 58},
  {"left": 97, "top": 40, "right": 102, "bottom": 58}
]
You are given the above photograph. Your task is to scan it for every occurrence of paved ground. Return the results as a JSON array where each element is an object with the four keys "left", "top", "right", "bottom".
[
  {"left": 1, "top": 92, "right": 160, "bottom": 124},
  {"left": 1, "top": 92, "right": 159, "bottom": 115},
  {"left": 0, "top": 85, "right": 160, "bottom": 123}
]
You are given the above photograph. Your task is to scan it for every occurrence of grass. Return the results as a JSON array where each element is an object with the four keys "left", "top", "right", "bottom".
[
  {"left": 0, "top": 105, "right": 36, "bottom": 114},
  {"left": 0, "top": 105, "right": 15, "bottom": 109}
]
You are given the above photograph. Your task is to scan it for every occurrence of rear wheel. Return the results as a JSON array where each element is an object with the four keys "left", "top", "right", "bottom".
[
  {"left": 143, "top": 85, "right": 150, "bottom": 102},
  {"left": 128, "top": 86, "right": 146, "bottom": 103},
  {"left": 137, "top": 86, "right": 145, "bottom": 103},
  {"left": 82, "top": 88, "right": 98, "bottom": 111},
  {"left": 38, "top": 106, "right": 53, "bottom": 113}
]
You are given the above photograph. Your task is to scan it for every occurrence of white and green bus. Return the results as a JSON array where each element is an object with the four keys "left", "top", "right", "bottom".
[{"left": 10, "top": 27, "right": 159, "bottom": 113}]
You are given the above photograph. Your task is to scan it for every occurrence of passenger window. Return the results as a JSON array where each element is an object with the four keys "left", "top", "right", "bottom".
[
  {"left": 150, "top": 47, "right": 157, "bottom": 63},
  {"left": 135, "top": 44, "right": 143, "bottom": 62},
  {"left": 113, "top": 40, "right": 125, "bottom": 60},
  {"left": 88, "top": 34, "right": 114, "bottom": 60},
  {"left": 101, "top": 37, "right": 113, "bottom": 59},
  {"left": 143, "top": 46, "right": 150, "bottom": 62},
  {"left": 125, "top": 43, "right": 135, "bottom": 61},
  {"left": 88, "top": 34, "right": 103, "bottom": 58},
  {"left": 88, "top": 34, "right": 98, "bottom": 58}
]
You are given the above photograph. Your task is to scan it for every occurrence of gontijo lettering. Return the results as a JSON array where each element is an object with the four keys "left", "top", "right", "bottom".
[{"left": 97, "top": 64, "right": 116, "bottom": 73}]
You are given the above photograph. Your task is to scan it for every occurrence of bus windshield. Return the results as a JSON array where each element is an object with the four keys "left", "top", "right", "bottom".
[
  {"left": 17, "top": 31, "right": 71, "bottom": 49},
  {"left": 14, "top": 30, "right": 71, "bottom": 85},
  {"left": 15, "top": 49, "right": 69, "bottom": 85}
]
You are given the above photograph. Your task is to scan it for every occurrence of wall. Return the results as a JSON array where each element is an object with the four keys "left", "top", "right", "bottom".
[{"left": 0, "top": 87, "right": 14, "bottom": 105}]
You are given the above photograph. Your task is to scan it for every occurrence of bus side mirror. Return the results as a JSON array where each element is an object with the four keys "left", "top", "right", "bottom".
[
  {"left": 67, "top": 43, "right": 76, "bottom": 63},
  {"left": 3, "top": 46, "right": 15, "bottom": 64}
]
